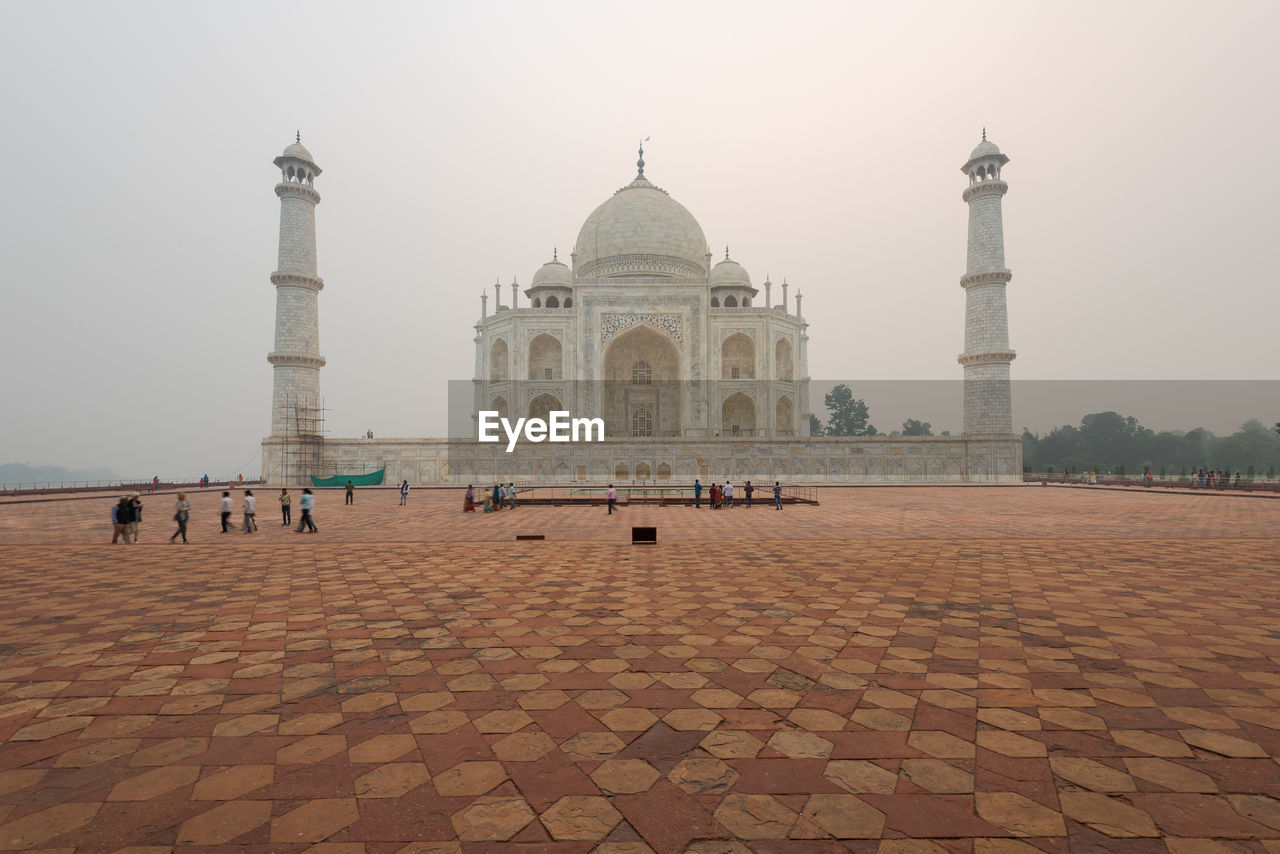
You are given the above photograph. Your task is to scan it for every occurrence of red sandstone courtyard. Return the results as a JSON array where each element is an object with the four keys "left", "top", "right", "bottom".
[{"left": 1, "top": 486, "right": 1278, "bottom": 852}]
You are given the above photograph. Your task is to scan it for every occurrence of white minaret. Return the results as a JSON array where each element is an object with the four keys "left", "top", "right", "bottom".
[
  {"left": 267, "top": 134, "right": 325, "bottom": 437},
  {"left": 959, "top": 131, "right": 1016, "bottom": 434}
]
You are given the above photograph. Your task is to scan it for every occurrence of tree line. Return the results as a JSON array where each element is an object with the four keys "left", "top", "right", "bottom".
[
  {"left": 813, "top": 386, "right": 1280, "bottom": 478},
  {"left": 1022, "top": 413, "right": 1280, "bottom": 477}
]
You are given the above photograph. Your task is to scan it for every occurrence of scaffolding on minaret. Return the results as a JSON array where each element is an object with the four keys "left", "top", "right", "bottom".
[{"left": 281, "top": 393, "right": 328, "bottom": 485}]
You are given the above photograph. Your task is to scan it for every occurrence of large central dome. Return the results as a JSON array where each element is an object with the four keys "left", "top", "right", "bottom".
[{"left": 574, "top": 175, "right": 709, "bottom": 280}]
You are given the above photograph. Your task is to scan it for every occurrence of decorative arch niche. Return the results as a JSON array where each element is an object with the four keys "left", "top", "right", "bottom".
[
  {"left": 722, "top": 393, "right": 756, "bottom": 436},
  {"left": 775, "top": 395, "right": 794, "bottom": 434},
  {"left": 721, "top": 333, "right": 755, "bottom": 379},
  {"left": 490, "top": 338, "right": 509, "bottom": 381},
  {"left": 528, "top": 333, "right": 562, "bottom": 380},
  {"left": 775, "top": 338, "right": 794, "bottom": 380}
]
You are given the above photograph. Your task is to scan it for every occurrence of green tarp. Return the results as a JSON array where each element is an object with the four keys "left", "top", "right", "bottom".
[{"left": 311, "top": 469, "right": 385, "bottom": 487}]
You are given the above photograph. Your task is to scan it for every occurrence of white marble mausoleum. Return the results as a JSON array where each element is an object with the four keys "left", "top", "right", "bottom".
[{"left": 261, "top": 138, "right": 1022, "bottom": 484}]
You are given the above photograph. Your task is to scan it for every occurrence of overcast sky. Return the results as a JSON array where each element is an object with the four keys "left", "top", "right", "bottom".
[{"left": 1, "top": 1, "right": 1277, "bottom": 478}]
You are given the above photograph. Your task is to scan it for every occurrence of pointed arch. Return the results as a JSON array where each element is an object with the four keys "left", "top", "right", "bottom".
[{"left": 489, "top": 338, "right": 509, "bottom": 381}]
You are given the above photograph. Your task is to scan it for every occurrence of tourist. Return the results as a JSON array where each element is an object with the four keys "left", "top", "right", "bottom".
[
  {"left": 506, "top": 483, "right": 516, "bottom": 509},
  {"left": 773, "top": 481, "right": 783, "bottom": 510},
  {"left": 297, "top": 488, "right": 318, "bottom": 532},
  {"left": 243, "top": 490, "right": 257, "bottom": 533},
  {"left": 724, "top": 481, "right": 734, "bottom": 508},
  {"left": 128, "top": 493, "right": 143, "bottom": 542},
  {"left": 201, "top": 473, "right": 209, "bottom": 488},
  {"left": 219, "top": 491, "right": 232, "bottom": 532},
  {"left": 693, "top": 479, "right": 702, "bottom": 509},
  {"left": 464, "top": 484, "right": 475, "bottom": 512},
  {"left": 483, "top": 492, "right": 493, "bottom": 512},
  {"left": 709, "top": 483, "right": 720, "bottom": 510},
  {"left": 345, "top": 480, "right": 355, "bottom": 505},
  {"left": 237, "top": 474, "right": 244, "bottom": 485},
  {"left": 492, "top": 483, "right": 502, "bottom": 511},
  {"left": 400, "top": 480, "right": 410, "bottom": 506},
  {"left": 111, "top": 497, "right": 131, "bottom": 544},
  {"left": 279, "top": 489, "right": 292, "bottom": 526},
  {"left": 744, "top": 480, "right": 754, "bottom": 507},
  {"left": 170, "top": 493, "right": 190, "bottom": 543},
  {"left": 151, "top": 475, "right": 160, "bottom": 492},
  {"left": 606, "top": 483, "right": 617, "bottom": 514}
]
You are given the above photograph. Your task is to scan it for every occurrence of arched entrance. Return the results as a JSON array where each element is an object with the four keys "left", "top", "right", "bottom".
[{"left": 603, "top": 325, "right": 681, "bottom": 437}]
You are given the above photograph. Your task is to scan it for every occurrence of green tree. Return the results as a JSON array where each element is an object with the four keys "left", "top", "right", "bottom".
[
  {"left": 823, "top": 384, "right": 875, "bottom": 436},
  {"left": 902, "top": 419, "right": 933, "bottom": 436},
  {"left": 809, "top": 414, "right": 823, "bottom": 436}
]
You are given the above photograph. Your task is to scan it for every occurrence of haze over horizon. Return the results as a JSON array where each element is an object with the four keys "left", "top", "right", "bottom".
[{"left": 2, "top": 1, "right": 1277, "bottom": 477}]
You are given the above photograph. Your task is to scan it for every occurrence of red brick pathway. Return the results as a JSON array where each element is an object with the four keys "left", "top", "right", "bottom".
[{"left": 0, "top": 489, "right": 1278, "bottom": 851}]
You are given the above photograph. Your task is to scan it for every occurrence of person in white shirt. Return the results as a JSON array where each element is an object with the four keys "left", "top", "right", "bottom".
[
  {"left": 606, "top": 484, "right": 617, "bottom": 514},
  {"left": 243, "top": 490, "right": 257, "bottom": 533},
  {"left": 219, "top": 492, "right": 233, "bottom": 533},
  {"left": 724, "top": 481, "right": 734, "bottom": 508}
]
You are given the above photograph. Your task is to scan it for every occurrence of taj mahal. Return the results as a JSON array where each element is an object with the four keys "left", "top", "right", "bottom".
[{"left": 261, "top": 137, "right": 1021, "bottom": 484}]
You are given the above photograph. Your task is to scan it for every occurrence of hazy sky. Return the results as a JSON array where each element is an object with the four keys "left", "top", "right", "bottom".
[{"left": 1, "top": 1, "right": 1277, "bottom": 477}]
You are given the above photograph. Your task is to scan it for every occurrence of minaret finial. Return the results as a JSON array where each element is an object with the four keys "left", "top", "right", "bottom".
[
  {"left": 553, "top": 246, "right": 558, "bottom": 262},
  {"left": 637, "top": 136, "right": 650, "bottom": 177},
  {"left": 296, "top": 129, "right": 301, "bottom": 144},
  {"left": 981, "top": 127, "right": 986, "bottom": 142},
  {"left": 725, "top": 246, "right": 730, "bottom": 261}
]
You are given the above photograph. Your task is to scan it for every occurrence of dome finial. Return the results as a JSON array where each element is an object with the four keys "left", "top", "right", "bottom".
[
  {"left": 981, "top": 127, "right": 986, "bottom": 142},
  {"left": 725, "top": 246, "right": 730, "bottom": 261},
  {"left": 553, "top": 246, "right": 558, "bottom": 262},
  {"left": 637, "top": 136, "right": 650, "bottom": 177},
  {"left": 296, "top": 129, "right": 301, "bottom": 144}
]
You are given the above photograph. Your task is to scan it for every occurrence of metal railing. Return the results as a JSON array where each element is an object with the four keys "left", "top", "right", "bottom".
[
  {"left": 0, "top": 477, "right": 265, "bottom": 495},
  {"left": 1024, "top": 472, "right": 1280, "bottom": 492}
]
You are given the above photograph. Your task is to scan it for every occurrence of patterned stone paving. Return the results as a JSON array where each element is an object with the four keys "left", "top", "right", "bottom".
[{"left": 0, "top": 488, "right": 1278, "bottom": 852}]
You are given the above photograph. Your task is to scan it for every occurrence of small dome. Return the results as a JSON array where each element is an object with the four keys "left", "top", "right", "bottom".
[
  {"left": 969, "top": 139, "right": 1001, "bottom": 159},
  {"left": 531, "top": 258, "right": 572, "bottom": 288},
  {"left": 709, "top": 256, "right": 751, "bottom": 287},
  {"left": 282, "top": 141, "right": 316, "bottom": 163}
]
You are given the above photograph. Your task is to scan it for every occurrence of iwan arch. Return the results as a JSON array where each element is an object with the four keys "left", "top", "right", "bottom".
[{"left": 261, "top": 138, "right": 1021, "bottom": 484}]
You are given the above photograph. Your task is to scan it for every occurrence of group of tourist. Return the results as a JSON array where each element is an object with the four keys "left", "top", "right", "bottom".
[
  {"left": 463, "top": 483, "right": 518, "bottom": 512},
  {"left": 693, "top": 479, "right": 784, "bottom": 510},
  {"left": 1190, "top": 469, "right": 1245, "bottom": 489},
  {"left": 113, "top": 488, "right": 319, "bottom": 543}
]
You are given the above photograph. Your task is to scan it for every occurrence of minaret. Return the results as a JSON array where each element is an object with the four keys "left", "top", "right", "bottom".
[
  {"left": 267, "top": 134, "right": 325, "bottom": 436},
  {"left": 959, "top": 131, "right": 1016, "bottom": 434}
]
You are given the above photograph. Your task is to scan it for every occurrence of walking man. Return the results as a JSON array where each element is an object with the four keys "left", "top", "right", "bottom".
[
  {"left": 773, "top": 481, "right": 783, "bottom": 510},
  {"left": 399, "top": 480, "right": 410, "bottom": 506},
  {"left": 744, "top": 480, "right": 753, "bottom": 507},
  {"left": 297, "top": 488, "right": 318, "bottom": 532},
  {"left": 111, "top": 497, "right": 131, "bottom": 544},
  {"left": 126, "top": 493, "right": 144, "bottom": 542},
  {"left": 506, "top": 483, "right": 516, "bottom": 509},
  {"left": 724, "top": 481, "right": 734, "bottom": 508},
  {"left": 345, "top": 481, "right": 355, "bottom": 505},
  {"left": 219, "top": 491, "right": 232, "bottom": 532},
  {"left": 243, "top": 490, "right": 257, "bottom": 533},
  {"left": 693, "top": 479, "right": 702, "bottom": 509},
  {"left": 607, "top": 484, "right": 617, "bottom": 515}
]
